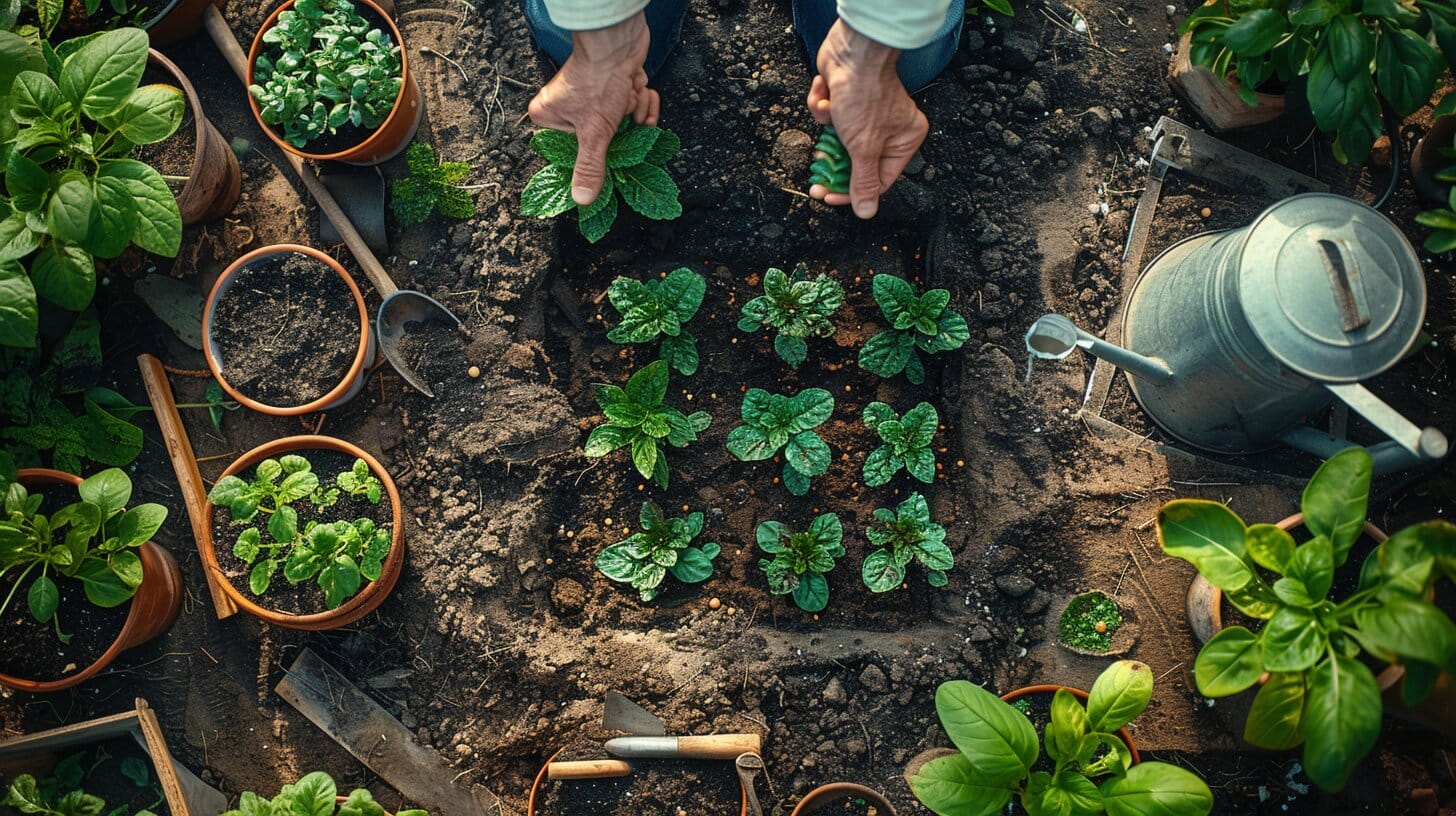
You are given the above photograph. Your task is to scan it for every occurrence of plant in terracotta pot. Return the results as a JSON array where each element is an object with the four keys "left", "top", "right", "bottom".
[
  {"left": 224, "top": 772, "right": 426, "bottom": 816},
  {"left": 1158, "top": 447, "right": 1456, "bottom": 792},
  {"left": 908, "top": 661, "right": 1213, "bottom": 816}
]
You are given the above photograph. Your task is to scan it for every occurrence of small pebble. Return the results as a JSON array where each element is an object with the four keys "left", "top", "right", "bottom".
[
  {"left": 727, "top": 607, "right": 736, "bottom": 615},
  {"left": 1200, "top": 207, "right": 1212, "bottom": 218},
  {"left": 468, "top": 366, "right": 481, "bottom": 378},
  {"left": 545, "top": 558, "right": 554, "bottom": 566},
  {"left": 603, "top": 518, "right": 613, "bottom": 526},
  {"left": 709, "top": 598, "right": 722, "bottom": 610}
]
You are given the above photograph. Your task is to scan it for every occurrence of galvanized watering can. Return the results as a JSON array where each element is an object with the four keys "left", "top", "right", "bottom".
[{"left": 1027, "top": 193, "right": 1447, "bottom": 475}]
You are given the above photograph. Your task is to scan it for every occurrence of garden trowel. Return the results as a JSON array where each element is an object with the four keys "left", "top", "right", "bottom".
[{"left": 602, "top": 693, "right": 761, "bottom": 759}]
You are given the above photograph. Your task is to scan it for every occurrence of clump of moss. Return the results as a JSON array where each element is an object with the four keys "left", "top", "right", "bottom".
[{"left": 1058, "top": 591, "right": 1123, "bottom": 653}]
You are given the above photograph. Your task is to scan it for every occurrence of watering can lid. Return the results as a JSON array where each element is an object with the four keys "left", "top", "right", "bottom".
[{"left": 1239, "top": 193, "right": 1426, "bottom": 383}]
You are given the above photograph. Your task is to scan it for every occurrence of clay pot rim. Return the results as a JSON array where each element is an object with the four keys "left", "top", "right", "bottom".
[
  {"left": 145, "top": 49, "right": 207, "bottom": 201},
  {"left": 1410, "top": 115, "right": 1456, "bottom": 206},
  {"left": 200, "top": 435, "right": 404, "bottom": 628},
  {"left": 245, "top": 0, "right": 413, "bottom": 162},
  {"left": 0, "top": 469, "right": 154, "bottom": 693},
  {"left": 790, "top": 782, "right": 895, "bottom": 816},
  {"left": 202, "top": 244, "right": 371, "bottom": 416},
  {"left": 525, "top": 747, "right": 748, "bottom": 816},
  {"left": 999, "top": 685, "right": 1142, "bottom": 765}
]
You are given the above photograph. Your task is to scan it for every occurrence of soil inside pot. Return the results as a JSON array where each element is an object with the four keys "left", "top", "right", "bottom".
[
  {"left": 0, "top": 736, "right": 173, "bottom": 816},
  {"left": 535, "top": 742, "right": 741, "bottom": 816},
  {"left": 211, "top": 448, "right": 394, "bottom": 616},
  {"left": 803, "top": 792, "right": 885, "bottom": 815},
  {"left": 211, "top": 251, "right": 360, "bottom": 407}
]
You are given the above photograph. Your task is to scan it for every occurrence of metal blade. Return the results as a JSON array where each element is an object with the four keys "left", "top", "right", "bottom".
[{"left": 603, "top": 692, "right": 666, "bottom": 736}]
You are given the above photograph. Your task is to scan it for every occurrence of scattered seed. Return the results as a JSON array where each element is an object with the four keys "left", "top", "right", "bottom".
[
  {"left": 956, "top": 459, "right": 965, "bottom": 467},
  {"left": 844, "top": 384, "right": 851, "bottom": 392},
  {"left": 566, "top": 530, "right": 575, "bottom": 538},
  {"left": 603, "top": 518, "right": 614, "bottom": 526},
  {"left": 468, "top": 365, "right": 481, "bottom": 378},
  {"left": 545, "top": 557, "right": 554, "bottom": 566},
  {"left": 709, "top": 598, "right": 722, "bottom": 610},
  {"left": 727, "top": 607, "right": 737, "bottom": 615},
  {"left": 1200, "top": 207, "right": 1212, "bottom": 218}
]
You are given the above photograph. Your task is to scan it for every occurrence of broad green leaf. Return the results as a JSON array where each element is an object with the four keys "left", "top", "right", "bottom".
[
  {"left": 48, "top": 176, "right": 97, "bottom": 244},
  {"left": 0, "top": 213, "right": 42, "bottom": 262},
  {"left": 625, "top": 359, "right": 669, "bottom": 406},
  {"left": 726, "top": 424, "right": 775, "bottom": 461},
  {"left": 862, "top": 549, "right": 905, "bottom": 592},
  {"left": 286, "top": 772, "right": 337, "bottom": 816},
  {"left": 934, "top": 680, "right": 1039, "bottom": 785},
  {"left": 1303, "top": 652, "right": 1381, "bottom": 792},
  {"left": 909, "top": 753, "right": 1016, "bottom": 816},
  {"left": 774, "top": 334, "right": 808, "bottom": 368},
  {"left": 808, "top": 513, "right": 842, "bottom": 548},
  {"left": 28, "top": 574, "right": 58, "bottom": 622},
  {"left": 1046, "top": 688, "right": 1090, "bottom": 763},
  {"left": 785, "top": 431, "right": 830, "bottom": 477},
  {"left": 530, "top": 128, "right": 578, "bottom": 166},
  {"left": 1194, "top": 625, "right": 1263, "bottom": 697},
  {"left": 1087, "top": 660, "right": 1153, "bottom": 732},
  {"left": 1288, "top": 536, "right": 1334, "bottom": 601},
  {"left": 0, "top": 32, "right": 46, "bottom": 97},
  {"left": 629, "top": 434, "right": 658, "bottom": 481},
  {"left": 112, "top": 503, "right": 166, "bottom": 547},
  {"left": 1262, "top": 607, "right": 1326, "bottom": 672},
  {"left": 644, "top": 128, "right": 680, "bottom": 165},
  {"left": 102, "top": 83, "right": 185, "bottom": 145},
  {"left": 6, "top": 152, "right": 49, "bottom": 210},
  {"left": 96, "top": 159, "right": 182, "bottom": 257},
  {"left": 519, "top": 163, "right": 574, "bottom": 217},
  {"left": 789, "top": 388, "right": 835, "bottom": 431},
  {"left": 0, "top": 262, "right": 38, "bottom": 347},
  {"left": 88, "top": 175, "right": 140, "bottom": 260},
  {"left": 1244, "top": 672, "right": 1306, "bottom": 750},
  {"left": 80, "top": 562, "right": 133, "bottom": 606},
  {"left": 793, "top": 570, "right": 829, "bottom": 611},
  {"left": 59, "top": 28, "right": 148, "bottom": 119},
  {"left": 669, "top": 544, "right": 716, "bottom": 583},
  {"left": 1043, "top": 772, "right": 1101, "bottom": 816},
  {"left": 1220, "top": 8, "right": 1287, "bottom": 56},
  {"left": 1157, "top": 500, "right": 1252, "bottom": 590},
  {"left": 1326, "top": 16, "right": 1374, "bottom": 81},
  {"left": 615, "top": 162, "right": 682, "bottom": 220},
  {"left": 79, "top": 467, "right": 131, "bottom": 513},
  {"left": 606, "top": 123, "right": 660, "bottom": 168},
  {"left": 577, "top": 176, "right": 618, "bottom": 242},
  {"left": 859, "top": 329, "right": 914, "bottom": 378},
  {"left": 1376, "top": 522, "right": 1441, "bottom": 596},
  {"left": 1301, "top": 447, "right": 1371, "bottom": 564},
  {"left": 1376, "top": 26, "right": 1442, "bottom": 116},
  {"left": 1245, "top": 524, "right": 1295, "bottom": 574},
  {"left": 863, "top": 446, "right": 901, "bottom": 487},
  {"left": 1099, "top": 762, "right": 1213, "bottom": 816},
  {"left": 1355, "top": 596, "right": 1456, "bottom": 673}
]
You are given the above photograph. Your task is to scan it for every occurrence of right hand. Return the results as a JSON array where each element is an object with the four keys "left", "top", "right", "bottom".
[{"left": 527, "top": 12, "right": 660, "bottom": 206}]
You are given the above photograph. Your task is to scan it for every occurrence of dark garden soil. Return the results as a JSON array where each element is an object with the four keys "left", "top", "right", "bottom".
[
  {"left": 0, "top": 573, "right": 130, "bottom": 682},
  {"left": 211, "top": 448, "right": 395, "bottom": 616},
  {"left": 211, "top": 251, "right": 359, "bottom": 407},
  {"left": 3, "top": 0, "right": 1453, "bottom": 815},
  {"left": 534, "top": 743, "right": 742, "bottom": 816},
  {"left": 808, "top": 794, "right": 883, "bottom": 816}
]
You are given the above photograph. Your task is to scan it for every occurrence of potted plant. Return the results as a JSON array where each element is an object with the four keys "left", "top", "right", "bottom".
[
  {"left": 906, "top": 661, "right": 1213, "bottom": 816},
  {"left": 1159, "top": 447, "right": 1456, "bottom": 792},
  {"left": 224, "top": 772, "right": 426, "bottom": 815},
  {"left": 202, "top": 435, "right": 404, "bottom": 630},
  {"left": 0, "top": 467, "right": 182, "bottom": 692},
  {"left": 246, "top": 0, "right": 422, "bottom": 165},
  {"left": 791, "top": 783, "right": 896, "bottom": 815},
  {"left": 146, "top": 49, "right": 241, "bottom": 224},
  {"left": 1167, "top": 31, "right": 1285, "bottom": 131},
  {"left": 202, "top": 244, "right": 375, "bottom": 416}
]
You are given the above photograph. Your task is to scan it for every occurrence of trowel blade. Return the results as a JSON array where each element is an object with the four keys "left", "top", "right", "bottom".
[{"left": 603, "top": 692, "right": 666, "bottom": 736}]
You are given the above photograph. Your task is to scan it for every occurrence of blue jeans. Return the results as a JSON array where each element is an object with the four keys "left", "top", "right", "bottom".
[{"left": 521, "top": 0, "right": 963, "bottom": 92}]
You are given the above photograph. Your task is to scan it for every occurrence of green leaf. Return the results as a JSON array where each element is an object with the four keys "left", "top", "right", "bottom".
[
  {"left": 0, "top": 213, "right": 42, "bottom": 263},
  {"left": 0, "top": 262, "right": 38, "bottom": 347},
  {"left": 909, "top": 753, "right": 1016, "bottom": 816},
  {"left": 102, "top": 83, "right": 185, "bottom": 145},
  {"left": 59, "top": 28, "right": 148, "bottom": 119},
  {"left": 0, "top": 32, "right": 46, "bottom": 96},
  {"left": 577, "top": 185, "right": 618, "bottom": 243},
  {"left": 1220, "top": 8, "right": 1287, "bottom": 56},
  {"left": 644, "top": 128, "right": 680, "bottom": 165},
  {"left": 1301, "top": 447, "right": 1371, "bottom": 565},
  {"left": 1287, "top": 536, "right": 1334, "bottom": 601},
  {"left": 862, "top": 549, "right": 905, "bottom": 592},
  {"left": 520, "top": 163, "right": 574, "bottom": 217},
  {"left": 1243, "top": 672, "right": 1306, "bottom": 750},
  {"left": 863, "top": 446, "right": 901, "bottom": 487},
  {"left": 774, "top": 334, "right": 808, "bottom": 368},
  {"left": 1046, "top": 688, "right": 1090, "bottom": 763},
  {"left": 1354, "top": 596, "right": 1456, "bottom": 673},
  {"left": 858, "top": 330, "right": 914, "bottom": 378},
  {"left": 48, "top": 176, "right": 97, "bottom": 244},
  {"left": 785, "top": 431, "right": 831, "bottom": 477},
  {"left": 233, "top": 528, "right": 261, "bottom": 563},
  {"left": 113, "top": 503, "right": 166, "bottom": 547},
  {"left": 1194, "top": 625, "right": 1264, "bottom": 697},
  {"left": 1086, "top": 659, "right": 1153, "bottom": 732},
  {"left": 1326, "top": 16, "right": 1374, "bottom": 81},
  {"left": 27, "top": 574, "right": 58, "bottom": 622},
  {"left": 6, "top": 152, "right": 49, "bottom": 211},
  {"left": 625, "top": 359, "right": 669, "bottom": 406},
  {"left": 629, "top": 434, "right": 658, "bottom": 481},
  {"left": 670, "top": 544, "right": 717, "bottom": 583},
  {"left": 607, "top": 122, "right": 660, "bottom": 168},
  {"left": 726, "top": 424, "right": 774, "bottom": 462},
  {"left": 249, "top": 560, "right": 273, "bottom": 595},
  {"left": 1156, "top": 500, "right": 1252, "bottom": 590},
  {"left": 615, "top": 162, "right": 682, "bottom": 220},
  {"left": 79, "top": 467, "right": 131, "bottom": 514},
  {"left": 319, "top": 557, "right": 362, "bottom": 608},
  {"left": 96, "top": 159, "right": 182, "bottom": 257},
  {"left": 1245, "top": 524, "right": 1295, "bottom": 574},
  {"left": 1376, "top": 26, "right": 1442, "bottom": 116},
  {"left": 80, "top": 562, "right": 133, "bottom": 606},
  {"left": 1099, "top": 762, "right": 1213, "bottom": 816},
  {"left": 792, "top": 570, "right": 829, "bottom": 611},
  {"left": 1303, "top": 653, "right": 1381, "bottom": 792},
  {"left": 1262, "top": 607, "right": 1326, "bottom": 672},
  {"left": 530, "top": 128, "right": 578, "bottom": 166},
  {"left": 934, "top": 680, "right": 1039, "bottom": 785},
  {"left": 287, "top": 772, "right": 337, "bottom": 816},
  {"left": 87, "top": 175, "right": 140, "bottom": 260}
]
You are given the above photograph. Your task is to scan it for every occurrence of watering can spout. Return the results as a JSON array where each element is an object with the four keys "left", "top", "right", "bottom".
[{"left": 1025, "top": 314, "right": 1175, "bottom": 383}]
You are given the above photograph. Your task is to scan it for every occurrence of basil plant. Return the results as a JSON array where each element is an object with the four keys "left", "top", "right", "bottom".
[
  {"left": 1158, "top": 447, "right": 1456, "bottom": 791},
  {"left": 910, "top": 661, "right": 1214, "bottom": 816},
  {"left": 0, "top": 28, "right": 184, "bottom": 349}
]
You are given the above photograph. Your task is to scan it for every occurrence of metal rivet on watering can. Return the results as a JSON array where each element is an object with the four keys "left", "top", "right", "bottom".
[{"left": 1027, "top": 193, "right": 1447, "bottom": 476}]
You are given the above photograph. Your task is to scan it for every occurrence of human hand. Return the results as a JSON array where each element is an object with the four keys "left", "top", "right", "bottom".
[
  {"left": 807, "top": 19, "right": 928, "bottom": 218},
  {"left": 528, "top": 12, "right": 660, "bottom": 206}
]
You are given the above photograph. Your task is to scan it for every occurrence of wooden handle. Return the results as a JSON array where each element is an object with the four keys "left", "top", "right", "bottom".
[
  {"left": 675, "top": 734, "right": 762, "bottom": 759},
  {"left": 136, "top": 354, "right": 239, "bottom": 619},
  {"left": 547, "top": 760, "right": 632, "bottom": 780},
  {"left": 200, "top": 3, "right": 399, "bottom": 301}
]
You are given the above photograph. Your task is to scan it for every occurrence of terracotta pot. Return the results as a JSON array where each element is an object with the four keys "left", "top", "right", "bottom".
[
  {"left": 246, "top": 0, "right": 423, "bottom": 165},
  {"left": 202, "top": 244, "right": 375, "bottom": 416},
  {"left": 791, "top": 783, "right": 896, "bottom": 816},
  {"left": 1410, "top": 115, "right": 1456, "bottom": 207},
  {"left": 0, "top": 470, "right": 183, "bottom": 693},
  {"left": 1167, "top": 32, "right": 1284, "bottom": 132},
  {"left": 999, "top": 686, "right": 1141, "bottom": 765},
  {"left": 526, "top": 748, "right": 748, "bottom": 816},
  {"left": 145, "top": 0, "right": 226, "bottom": 45},
  {"left": 147, "top": 49, "right": 241, "bottom": 225},
  {"left": 201, "top": 435, "right": 404, "bottom": 630}
]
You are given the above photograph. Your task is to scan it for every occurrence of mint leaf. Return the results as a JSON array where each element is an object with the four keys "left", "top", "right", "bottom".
[
  {"left": 531, "top": 129, "right": 578, "bottom": 167},
  {"left": 579, "top": 191, "right": 618, "bottom": 243},
  {"left": 615, "top": 162, "right": 681, "bottom": 220},
  {"left": 521, "top": 163, "right": 573, "bottom": 217},
  {"left": 607, "top": 124, "right": 660, "bottom": 168},
  {"left": 645, "top": 128, "right": 681, "bottom": 165}
]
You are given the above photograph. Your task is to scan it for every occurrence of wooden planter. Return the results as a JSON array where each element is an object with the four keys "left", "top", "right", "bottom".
[
  {"left": 148, "top": 48, "right": 241, "bottom": 225},
  {"left": 1167, "top": 32, "right": 1284, "bottom": 131},
  {"left": 200, "top": 435, "right": 405, "bottom": 630},
  {"left": 0, "top": 470, "right": 183, "bottom": 693}
]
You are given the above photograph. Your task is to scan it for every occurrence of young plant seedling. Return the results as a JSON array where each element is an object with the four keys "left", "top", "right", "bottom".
[
  {"left": 583, "top": 360, "right": 711, "bottom": 490},
  {"left": 726, "top": 387, "right": 834, "bottom": 496},
  {"left": 6, "top": 747, "right": 165, "bottom": 816},
  {"left": 606, "top": 268, "right": 706, "bottom": 376},
  {"left": 0, "top": 468, "right": 166, "bottom": 644},
  {"left": 756, "top": 513, "right": 844, "bottom": 612},
  {"left": 861, "top": 492, "right": 953, "bottom": 591},
  {"left": 391, "top": 143, "right": 478, "bottom": 227},
  {"left": 737, "top": 263, "right": 845, "bottom": 369},
  {"left": 1158, "top": 447, "right": 1456, "bottom": 792},
  {"left": 248, "top": 0, "right": 403, "bottom": 149},
  {"left": 596, "top": 501, "right": 721, "bottom": 601},
  {"left": 223, "top": 772, "right": 427, "bottom": 816},
  {"left": 520, "top": 118, "right": 683, "bottom": 243},
  {"left": 858, "top": 274, "right": 969, "bottom": 384},
  {"left": 808, "top": 126, "right": 850, "bottom": 194},
  {"left": 862, "top": 401, "right": 939, "bottom": 486},
  {"left": 909, "top": 660, "right": 1214, "bottom": 816}
]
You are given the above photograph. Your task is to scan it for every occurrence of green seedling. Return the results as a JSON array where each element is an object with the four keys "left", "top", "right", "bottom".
[
  {"left": 808, "top": 126, "right": 849, "bottom": 194},
  {"left": 756, "top": 513, "right": 844, "bottom": 613},
  {"left": 862, "top": 401, "right": 939, "bottom": 486},
  {"left": 583, "top": 360, "right": 711, "bottom": 490},
  {"left": 248, "top": 0, "right": 403, "bottom": 149},
  {"left": 0, "top": 468, "right": 166, "bottom": 644},
  {"left": 862, "top": 492, "right": 953, "bottom": 591},
  {"left": 1416, "top": 186, "right": 1456, "bottom": 254},
  {"left": 726, "top": 387, "right": 834, "bottom": 497},
  {"left": 737, "top": 263, "right": 844, "bottom": 369},
  {"left": 391, "top": 142, "right": 477, "bottom": 227},
  {"left": 223, "top": 772, "right": 427, "bottom": 816},
  {"left": 596, "top": 501, "right": 721, "bottom": 601},
  {"left": 520, "top": 118, "right": 683, "bottom": 243},
  {"left": 910, "top": 661, "right": 1214, "bottom": 816},
  {"left": 336, "top": 457, "right": 382, "bottom": 503},
  {"left": 858, "top": 274, "right": 969, "bottom": 384},
  {"left": 606, "top": 267, "right": 706, "bottom": 376}
]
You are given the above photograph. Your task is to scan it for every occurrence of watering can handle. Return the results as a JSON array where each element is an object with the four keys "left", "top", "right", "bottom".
[
  {"left": 1325, "top": 382, "right": 1448, "bottom": 460},
  {"left": 1318, "top": 239, "right": 1370, "bottom": 333}
]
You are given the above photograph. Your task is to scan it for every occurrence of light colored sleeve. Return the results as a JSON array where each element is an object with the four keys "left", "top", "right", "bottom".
[
  {"left": 540, "top": 0, "right": 649, "bottom": 30},
  {"left": 837, "top": 0, "right": 953, "bottom": 50}
]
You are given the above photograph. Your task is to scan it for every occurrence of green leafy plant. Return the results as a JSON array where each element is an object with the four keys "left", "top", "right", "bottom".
[
  {"left": 596, "top": 501, "right": 721, "bottom": 601},
  {"left": 862, "top": 401, "right": 938, "bottom": 487},
  {"left": 861, "top": 492, "right": 952, "bottom": 591},
  {"left": 756, "top": 513, "right": 843, "bottom": 612},
  {"left": 1157, "top": 447, "right": 1456, "bottom": 792},
  {"left": 0, "top": 28, "right": 185, "bottom": 349},
  {"left": 390, "top": 142, "right": 476, "bottom": 227},
  {"left": 0, "top": 467, "right": 166, "bottom": 643},
  {"left": 858, "top": 274, "right": 969, "bottom": 384},
  {"left": 582, "top": 360, "right": 710, "bottom": 490},
  {"left": 605, "top": 268, "right": 705, "bottom": 376},
  {"left": 208, "top": 455, "right": 392, "bottom": 609},
  {"left": 248, "top": 0, "right": 403, "bottom": 149},
  {"left": 520, "top": 118, "right": 682, "bottom": 243},
  {"left": 725, "top": 387, "right": 834, "bottom": 497},
  {"left": 3, "top": 747, "right": 163, "bottom": 816},
  {"left": 1416, "top": 184, "right": 1456, "bottom": 254},
  {"left": 1181, "top": 0, "right": 1456, "bottom": 164},
  {"left": 808, "top": 126, "right": 849, "bottom": 194},
  {"left": 909, "top": 660, "right": 1214, "bottom": 816},
  {"left": 3, "top": 0, "right": 145, "bottom": 39},
  {"left": 737, "top": 263, "right": 844, "bottom": 369},
  {"left": 223, "top": 772, "right": 427, "bottom": 816}
]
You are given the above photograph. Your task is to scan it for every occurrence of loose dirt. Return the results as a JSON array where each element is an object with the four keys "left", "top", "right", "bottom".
[{"left": 534, "top": 743, "right": 742, "bottom": 816}]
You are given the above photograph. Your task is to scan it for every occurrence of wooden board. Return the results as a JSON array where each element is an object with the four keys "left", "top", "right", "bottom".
[{"left": 1167, "top": 33, "right": 1284, "bottom": 132}]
